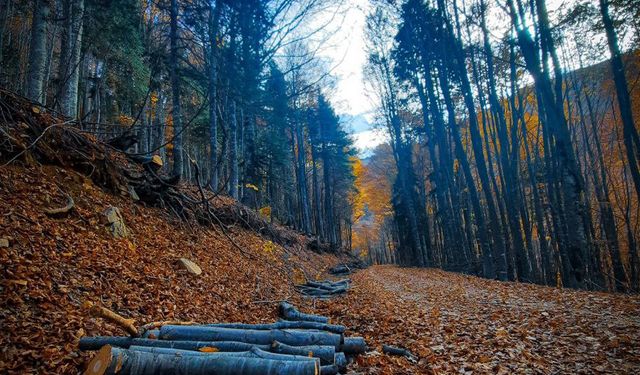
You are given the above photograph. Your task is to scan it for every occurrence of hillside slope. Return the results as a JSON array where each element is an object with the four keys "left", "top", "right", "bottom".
[{"left": 0, "top": 164, "right": 342, "bottom": 373}]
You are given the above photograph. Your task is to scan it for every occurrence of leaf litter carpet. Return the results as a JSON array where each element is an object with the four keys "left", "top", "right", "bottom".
[
  {"left": 0, "top": 165, "right": 336, "bottom": 373},
  {"left": 316, "top": 266, "right": 640, "bottom": 374}
]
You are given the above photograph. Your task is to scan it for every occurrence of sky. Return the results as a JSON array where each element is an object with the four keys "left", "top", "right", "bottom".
[
  {"left": 313, "top": 0, "right": 386, "bottom": 156},
  {"left": 311, "top": 0, "right": 592, "bottom": 157}
]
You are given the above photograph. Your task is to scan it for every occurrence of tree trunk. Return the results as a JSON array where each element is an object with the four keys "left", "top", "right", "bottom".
[
  {"left": 434, "top": 58, "right": 496, "bottom": 279},
  {"left": 60, "top": 0, "right": 84, "bottom": 117},
  {"left": 208, "top": 0, "right": 221, "bottom": 190},
  {"left": 508, "top": 0, "right": 589, "bottom": 288},
  {"left": 229, "top": 99, "right": 239, "bottom": 199},
  {"left": 294, "top": 114, "right": 312, "bottom": 234},
  {"left": 436, "top": 0, "right": 507, "bottom": 280},
  {"left": 26, "top": 0, "right": 49, "bottom": 103},
  {"left": 321, "top": 130, "right": 336, "bottom": 247},
  {"left": 311, "top": 143, "right": 325, "bottom": 240},
  {"left": 169, "top": 0, "right": 183, "bottom": 178},
  {"left": 600, "top": 0, "right": 640, "bottom": 214},
  {"left": 479, "top": 2, "right": 529, "bottom": 281}
]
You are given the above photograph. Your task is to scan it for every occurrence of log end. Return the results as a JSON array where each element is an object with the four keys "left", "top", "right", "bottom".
[
  {"left": 342, "top": 337, "right": 367, "bottom": 355},
  {"left": 83, "top": 345, "right": 112, "bottom": 375}
]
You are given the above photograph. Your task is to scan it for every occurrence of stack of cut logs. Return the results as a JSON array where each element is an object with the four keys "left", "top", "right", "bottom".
[
  {"left": 81, "top": 302, "right": 366, "bottom": 375},
  {"left": 329, "top": 264, "right": 351, "bottom": 276},
  {"left": 329, "top": 260, "right": 365, "bottom": 276},
  {"left": 295, "top": 279, "right": 350, "bottom": 298}
]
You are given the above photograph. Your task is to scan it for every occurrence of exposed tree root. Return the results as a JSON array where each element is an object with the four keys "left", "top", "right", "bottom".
[{"left": 0, "top": 88, "right": 308, "bottom": 251}]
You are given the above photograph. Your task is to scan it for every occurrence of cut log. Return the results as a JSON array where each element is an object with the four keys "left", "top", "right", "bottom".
[
  {"left": 245, "top": 347, "right": 319, "bottom": 364},
  {"left": 84, "top": 345, "right": 112, "bottom": 375},
  {"left": 296, "top": 286, "right": 347, "bottom": 296},
  {"left": 331, "top": 278, "right": 351, "bottom": 285},
  {"left": 84, "top": 345, "right": 319, "bottom": 375},
  {"left": 295, "top": 279, "right": 350, "bottom": 298},
  {"left": 79, "top": 337, "right": 338, "bottom": 366},
  {"left": 203, "top": 321, "right": 345, "bottom": 334},
  {"left": 129, "top": 345, "right": 231, "bottom": 356},
  {"left": 141, "top": 330, "right": 159, "bottom": 339},
  {"left": 270, "top": 341, "right": 336, "bottom": 365},
  {"left": 141, "top": 320, "right": 197, "bottom": 332},
  {"left": 328, "top": 264, "right": 350, "bottom": 275},
  {"left": 279, "top": 302, "right": 329, "bottom": 323},
  {"left": 158, "top": 326, "right": 342, "bottom": 348},
  {"left": 382, "top": 344, "right": 418, "bottom": 361},
  {"left": 80, "top": 337, "right": 262, "bottom": 352},
  {"left": 333, "top": 352, "right": 347, "bottom": 371},
  {"left": 341, "top": 337, "right": 367, "bottom": 354},
  {"left": 83, "top": 301, "right": 138, "bottom": 337},
  {"left": 127, "top": 345, "right": 320, "bottom": 365},
  {"left": 320, "top": 365, "right": 339, "bottom": 375},
  {"left": 305, "top": 280, "right": 349, "bottom": 291}
]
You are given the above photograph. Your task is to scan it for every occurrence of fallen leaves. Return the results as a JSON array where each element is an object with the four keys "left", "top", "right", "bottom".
[
  {"left": 314, "top": 266, "right": 640, "bottom": 374},
  {"left": 0, "top": 165, "right": 337, "bottom": 374}
]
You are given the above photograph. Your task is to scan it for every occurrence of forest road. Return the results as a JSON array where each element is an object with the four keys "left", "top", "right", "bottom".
[{"left": 320, "top": 265, "right": 640, "bottom": 374}]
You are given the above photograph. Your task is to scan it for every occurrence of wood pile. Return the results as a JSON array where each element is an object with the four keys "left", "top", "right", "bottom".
[
  {"left": 80, "top": 302, "right": 366, "bottom": 375},
  {"left": 329, "top": 260, "right": 366, "bottom": 276},
  {"left": 295, "top": 279, "right": 350, "bottom": 299}
]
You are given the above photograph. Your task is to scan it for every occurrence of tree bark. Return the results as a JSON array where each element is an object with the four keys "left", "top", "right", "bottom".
[
  {"left": 229, "top": 99, "right": 239, "bottom": 199},
  {"left": 208, "top": 0, "right": 221, "bottom": 190},
  {"left": 279, "top": 302, "right": 329, "bottom": 323},
  {"left": 60, "top": 0, "right": 84, "bottom": 117},
  {"left": 508, "top": 0, "right": 589, "bottom": 288},
  {"left": 600, "top": 0, "right": 640, "bottom": 215},
  {"left": 169, "top": 0, "right": 183, "bottom": 178},
  {"left": 85, "top": 345, "right": 318, "bottom": 375},
  {"left": 26, "top": 0, "right": 49, "bottom": 103},
  {"left": 157, "top": 326, "right": 342, "bottom": 348}
]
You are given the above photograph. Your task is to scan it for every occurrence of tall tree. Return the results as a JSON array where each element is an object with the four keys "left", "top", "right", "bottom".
[
  {"left": 169, "top": 0, "right": 184, "bottom": 177},
  {"left": 26, "top": 0, "right": 49, "bottom": 103},
  {"left": 60, "top": 0, "right": 84, "bottom": 117}
]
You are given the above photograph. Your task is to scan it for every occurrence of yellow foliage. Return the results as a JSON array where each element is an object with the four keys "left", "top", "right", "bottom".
[
  {"left": 350, "top": 147, "right": 395, "bottom": 255},
  {"left": 262, "top": 240, "right": 275, "bottom": 254},
  {"left": 118, "top": 114, "right": 134, "bottom": 126},
  {"left": 259, "top": 206, "right": 271, "bottom": 218},
  {"left": 245, "top": 183, "right": 259, "bottom": 192},
  {"left": 151, "top": 155, "right": 163, "bottom": 167}
]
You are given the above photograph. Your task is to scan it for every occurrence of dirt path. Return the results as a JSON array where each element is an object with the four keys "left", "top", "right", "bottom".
[{"left": 318, "top": 265, "right": 640, "bottom": 374}]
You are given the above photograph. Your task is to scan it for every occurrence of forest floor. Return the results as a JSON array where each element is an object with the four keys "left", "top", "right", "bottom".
[
  {"left": 316, "top": 266, "right": 640, "bottom": 374},
  {"left": 0, "top": 164, "right": 340, "bottom": 374},
  {"left": 1, "top": 163, "right": 639, "bottom": 374}
]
